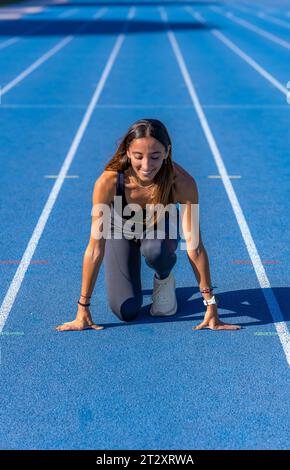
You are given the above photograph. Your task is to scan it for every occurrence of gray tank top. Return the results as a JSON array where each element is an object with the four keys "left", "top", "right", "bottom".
[
  {"left": 110, "top": 170, "right": 176, "bottom": 241},
  {"left": 110, "top": 170, "right": 147, "bottom": 240}
]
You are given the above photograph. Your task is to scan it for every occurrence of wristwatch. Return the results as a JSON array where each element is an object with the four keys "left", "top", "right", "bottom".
[{"left": 203, "top": 295, "right": 218, "bottom": 306}]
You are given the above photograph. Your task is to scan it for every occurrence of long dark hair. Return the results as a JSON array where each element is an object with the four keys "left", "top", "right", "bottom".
[{"left": 104, "top": 119, "right": 175, "bottom": 209}]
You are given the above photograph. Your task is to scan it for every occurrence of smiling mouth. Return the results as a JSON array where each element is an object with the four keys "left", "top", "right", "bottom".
[{"left": 140, "top": 170, "right": 154, "bottom": 176}]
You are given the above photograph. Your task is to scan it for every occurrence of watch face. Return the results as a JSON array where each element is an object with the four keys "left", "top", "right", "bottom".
[{"left": 203, "top": 296, "right": 216, "bottom": 306}]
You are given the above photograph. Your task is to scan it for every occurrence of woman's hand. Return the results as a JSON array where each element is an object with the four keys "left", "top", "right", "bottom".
[
  {"left": 55, "top": 306, "right": 104, "bottom": 332},
  {"left": 193, "top": 305, "right": 241, "bottom": 331}
]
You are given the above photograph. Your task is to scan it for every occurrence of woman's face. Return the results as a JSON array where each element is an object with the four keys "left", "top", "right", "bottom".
[{"left": 127, "top": 136, "right": 169, "bottom": 183}]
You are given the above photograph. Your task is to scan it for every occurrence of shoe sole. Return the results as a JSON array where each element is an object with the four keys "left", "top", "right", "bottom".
[{"left": 149, "top": 300, "right": 178, "bottom": 317}]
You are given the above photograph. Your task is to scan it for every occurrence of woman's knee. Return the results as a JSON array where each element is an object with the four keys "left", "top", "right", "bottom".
[
  {"left": 111, "top": 297, "right": 141, "bottom": 322},
  {"left": 141, "top": 239, "right": 163, "bottom": 262},
  {"left": 141, "top": 239, "right": 176, "bottom": 265}
]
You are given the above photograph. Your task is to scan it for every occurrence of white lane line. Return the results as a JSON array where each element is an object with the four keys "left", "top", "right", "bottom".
[
  {"left": 1, "top": 36, "right": 75, "bottom": 96},
  {"left": 1, "top": 37, "right": 75, "bottom": 96},
  {"left": 0, "top": 5, "right": 51, "bottom": 50},
  {"left": 208, "top": 175, "right": 241, "bottom": 179},
  {"left": 187, "top": 10, "right": 288, "bottom": 97},
  {"left": 0, "top": 6, "right": 72, "bottom": 51},
  {"left": 58, "top": 8, "right": 79, "bottom": 18},
  {"left": 0, "top": 5, "right": 99, "bottom": 52},
  {"left": 257, "top": 12, "right": 290, "bottom": 30},
  {"left": 0, "top": 37, "right": 20, "bottom": 50},
  {"left": 226, "top": 2, "right": 290, "bottom": 29},
  {"left": 0, "top": 8, "right": 107, "bottom": 97},
  {"left": 1, "top": 103, "right": 289, "bottom": 109},
  {"left": 211, "top": 6, "right": 290, "bottom": 51},
  {"left": 225, "top": 3, "right": 256, "bottom": 15},
  {"left": 160, "top": 7, "right": 290, "bottom": 366},
  {"left": 44, "top": 175, "right": 79, "bottom": 178},
  {"left": 242, "top": 0, "right": 279, "bottom": 15},
  {"left": 0, "top": 7, "right": 135, "bottom": 333},
  {"left": 0, "top": 103, "right": 194, "bottom": 109},
  {"left": 203, "top": 105, "right": 290, "bottom": 109}
]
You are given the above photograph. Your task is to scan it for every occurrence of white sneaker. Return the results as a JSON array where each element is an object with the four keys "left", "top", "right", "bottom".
[{"left": 150, "top": 271, "right": 177, "bottom": 317}]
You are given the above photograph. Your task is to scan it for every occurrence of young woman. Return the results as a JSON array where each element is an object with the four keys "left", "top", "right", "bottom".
[{"left": 56, "top": 119, "right": 240, "bottom": 332}]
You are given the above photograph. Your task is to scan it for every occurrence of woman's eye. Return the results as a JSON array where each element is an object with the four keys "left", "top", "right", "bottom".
[{"left": 135, "top": 156, "right": 159, "bottom": 160}]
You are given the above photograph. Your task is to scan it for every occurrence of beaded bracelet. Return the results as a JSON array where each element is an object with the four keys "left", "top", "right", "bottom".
[{"left": 200, "top": 287, "right": 214, "bottom": 294}]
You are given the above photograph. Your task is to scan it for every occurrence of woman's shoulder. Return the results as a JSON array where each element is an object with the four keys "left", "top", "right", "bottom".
[
  {"left": 93, "top": 170, "right": 119, "bottom": 204},
  {"left": 172, "top": 162, "right": 198, "bottom": 204},
  {"left": 95, "top": 169, "right": 119, "bottom": 186}
]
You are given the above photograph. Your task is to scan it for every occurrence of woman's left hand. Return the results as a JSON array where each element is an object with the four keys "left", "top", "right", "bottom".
[{"left": 193, "top": 305, "right": 241, "bottom": 331}]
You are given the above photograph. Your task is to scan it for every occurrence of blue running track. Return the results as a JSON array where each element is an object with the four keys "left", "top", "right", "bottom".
[{"left": 0, "top": 0, "right": 290, "bottom": 450}]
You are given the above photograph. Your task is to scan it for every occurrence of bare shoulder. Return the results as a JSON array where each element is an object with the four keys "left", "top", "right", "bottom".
[
  {"left": 173, "top": 162, "right": 198, "bottom": 204},
  {"left": 92, "top": 170, "right": 118, "bottom": 205}
]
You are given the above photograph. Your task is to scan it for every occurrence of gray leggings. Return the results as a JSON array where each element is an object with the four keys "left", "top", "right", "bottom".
[{"left": 104, "top": 222, "right": 180, "bottom": 322}]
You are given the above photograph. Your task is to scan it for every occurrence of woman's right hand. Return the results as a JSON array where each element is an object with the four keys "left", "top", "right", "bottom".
[{"left": 55, "top": 307, "right": 104, "bottom": 332}]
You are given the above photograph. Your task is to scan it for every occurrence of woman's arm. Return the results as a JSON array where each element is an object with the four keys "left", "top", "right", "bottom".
[
  {"left": 177, "top": 170, "right": 240, "bottom": 331},
  {"left": 187, "top": 238, "right": 240, "bottom": 330},
  {"left": 56, "top": 171, "right": 117, "bottom": 331}
]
